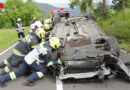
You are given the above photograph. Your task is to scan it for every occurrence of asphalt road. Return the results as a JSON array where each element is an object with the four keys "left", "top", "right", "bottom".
[{"left": 0, "top": 44, "right": 130, "bottom": 90}]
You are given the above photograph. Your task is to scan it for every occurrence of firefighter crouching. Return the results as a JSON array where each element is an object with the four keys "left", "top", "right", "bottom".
[
  {"left": 0, "top": 28, "right": 46, "bottom": 75},
  {"left": 44, "top": 19, "right": 54, "bottom": 31},
  {"left": 30, "top": 21, "right": 43, "bottom": 32},
  {"left": 0, "top": 37, "right": 62, "bottom": 87}
]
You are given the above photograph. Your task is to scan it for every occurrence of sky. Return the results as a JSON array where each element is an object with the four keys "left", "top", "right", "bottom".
[
  {"left": 0, "top": 0, "right": 70, "bottom": 7},
  {"left": 93, "top": 0, "right": 112, "bottom": 5},
  {"left": 0, "top": 0, "right": 112, "bottom": 7},
  {"left": 33, "top": 0, "right": 70, "bottom": 7},
  {"left": 0, "top": 0, "right": 6, "bottom": 3},
  {"left": 33, "top": 0, "right": 112, "bottom": 7}
]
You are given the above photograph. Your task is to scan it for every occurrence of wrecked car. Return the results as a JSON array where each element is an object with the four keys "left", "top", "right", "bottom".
[{"left": 50, "top": 16, "right": 130, "bottom": 82}]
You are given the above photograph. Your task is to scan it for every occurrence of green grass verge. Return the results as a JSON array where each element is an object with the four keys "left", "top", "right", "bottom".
[
  {"left": 0, "top": 28, "right": 31, "bottom": 53},
  {"left": 97, "top": 9, "right": 130, "bottom": 52},
  {"left": 119, "top": 40, "right": 130, "bottom": 52}
]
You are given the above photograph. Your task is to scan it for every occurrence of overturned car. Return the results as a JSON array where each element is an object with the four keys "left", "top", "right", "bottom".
[{"left": 50, "top": 17, "right": 130, "bottom": 81}]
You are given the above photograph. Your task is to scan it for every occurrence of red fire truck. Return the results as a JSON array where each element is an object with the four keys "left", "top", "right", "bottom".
[
  {"left": 0, "top": 3, "right": 4, "bottom": 13},
  {"left": 52, "top": 8, "right": 70, "bottom": 18},
  {"left": 0, "top": 3, "right": 3, "bottom": 8},
  {"left": 52, "top": 8, "right": 70, "bottom": 23}
]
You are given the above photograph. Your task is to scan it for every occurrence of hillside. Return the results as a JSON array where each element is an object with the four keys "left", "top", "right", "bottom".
[
  {"left": 66, "top": 7, "right": 83, "bottom": 16},
  {"left": 38, "top": 3, "right": 58, "bottom": 12},
  {"left": 97, "top": 9, "right": 130, "bottom": 52},
  {"left": 37, "top": 3, "right": 83, "bottom": 17}
]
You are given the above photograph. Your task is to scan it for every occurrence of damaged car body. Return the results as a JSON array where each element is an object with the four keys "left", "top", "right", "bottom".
[{"left": 50, "top": 17, "right": 130, "bottom": 82}]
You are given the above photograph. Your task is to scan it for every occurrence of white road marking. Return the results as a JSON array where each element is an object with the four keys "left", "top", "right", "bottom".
[
  {"left": 0, "top": 43, "right": 17, "bottom": 56},
  {"left": 56, "top": 76, "right": 63, "bottom": 90}
]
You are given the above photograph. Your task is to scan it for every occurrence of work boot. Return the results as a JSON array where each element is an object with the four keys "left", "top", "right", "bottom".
[
  {"left": 24, "top": 81, "right": 36, "bottom": 86},
  {"left": 0, "top": 63, "right": 6, "bottom": 69},
  {"left": 0, "top": 82, "right": 7, "bottom": 88}
]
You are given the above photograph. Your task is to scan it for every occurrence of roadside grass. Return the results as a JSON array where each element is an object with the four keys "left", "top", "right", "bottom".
[
  {"left": 97, "top": 9, "right": 130, "bottom": 52},
  {"left": 119, "top": 40, "right": 130, "bottom": 52},
  {"left": 0, "top": 28, "right": 31, "bottom": 53}
]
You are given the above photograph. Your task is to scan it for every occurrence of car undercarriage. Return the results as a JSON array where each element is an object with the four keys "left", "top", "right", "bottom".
[{"left": 49, "top": 16, "right": 130, "bottom": 82}]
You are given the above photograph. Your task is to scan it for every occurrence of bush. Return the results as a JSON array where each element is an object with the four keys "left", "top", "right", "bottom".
[
  {"left": 97, "top": 9, "right": 130, "bottom": 51},
  {"left": 98, "top": 9, "right": 130, "bottom": 41},
  {"left": 0, "top": 0, "right": 43, "bottom": 28}
]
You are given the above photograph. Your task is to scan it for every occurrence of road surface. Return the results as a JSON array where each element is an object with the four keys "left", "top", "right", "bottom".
[{"left": 0, "top": 43, "right": 130, "bottom": 90}]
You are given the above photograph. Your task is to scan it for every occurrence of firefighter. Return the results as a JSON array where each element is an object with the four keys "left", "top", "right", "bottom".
[
  {"left": 0, "top": 37, "right": 62, "bottom": 87},
  {"left": 0, "top": 28, "right": 46, "bottom": 75},
  {"left": 43, "top": 24, "right": 51, "bottom": 31},
  {"left": 16, "top": 18, "right": 25, "bottom": 41},
  {"left": 44, "top": 19, "right": 50, "bottom": 24},
  {"left": 44, "top": 19, "right": 54, "bottom": 31},
  {"left": 43, "top": 24, "right": 52, "bottom": 41},
  {"left": 30, "top": 20, "right": 43, "bottom": 32},
  {"left": 31, "top": 17, "right": 37, "bottom": 24}
]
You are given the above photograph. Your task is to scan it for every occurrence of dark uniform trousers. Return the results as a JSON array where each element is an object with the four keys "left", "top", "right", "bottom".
[
  {"left": 18, "top": 32, "right": 25, "bottom": 39},
  {"left": 0, "top": 61, "right": 46, "bottom": 83}
]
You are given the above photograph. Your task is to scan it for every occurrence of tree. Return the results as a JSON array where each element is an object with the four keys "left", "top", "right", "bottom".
[
  {"left": 112, "top": 0, "right": 130, "bottom": 20},
  {"left": 93, "top": 1, "right": 112, "bottom": 21},
  {"left": 93, "top": 2, "right": 103, "bottom": 20},
  {"left": 102, "top": 0, "right": 107, "bottom": 19},
  {"left": 122, "top": 0, "right": 125, "bottom": 20},
  {"left": 69, "top": 0, "right": 107, "bottom": 19},
  {"left": 112, "top": 0, "right": 130, "bottom": 11},
  {"left": 69, "top": 0, "right": 93, "bottom": 15},
  {"left": 0, "top": 0, "right": 43, "bottom": 28}
]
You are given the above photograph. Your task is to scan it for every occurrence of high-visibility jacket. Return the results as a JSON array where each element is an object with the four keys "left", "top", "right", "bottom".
[
  {"left": 16, "top": 23, "right": 24, "bottom": 33},
  {"left": 25, "top": 42, "right": 51, "bottom": 65},
  {"left": 13, "top": 32, "right": 43, "bottom": 56}
]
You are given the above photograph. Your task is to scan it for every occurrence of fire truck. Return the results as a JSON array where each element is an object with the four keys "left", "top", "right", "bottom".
[
  {"left": 52, "top": 8, "right": 70, "bottom": 24},
  {"left": 0, "top": 2, "right": 4, "bottom": 13}
]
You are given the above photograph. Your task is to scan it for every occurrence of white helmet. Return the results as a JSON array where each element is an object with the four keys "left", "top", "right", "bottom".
[
  {"left": 34, "top": 21, "right": 43, "bottom": 28},
  {"left": 48, "top": 19, "right": 52, "bottom": 24},
  {"left": 30, "top": 21, "right": 43, "bottom": 30},
  {"left": 17, "top": 18, "right": 21, "bottom": 22},
  {"left": 33, "top": 17, "right": 36, "bottom": 21},
  {"left": 30, "top": 23, "right": 35, "bottom": 30},
  {"left": 44, "top": 19, "right": 49, "bottom": 24},
  {"left": 35, "top": 28, "right": 46, "bottom": 39}
]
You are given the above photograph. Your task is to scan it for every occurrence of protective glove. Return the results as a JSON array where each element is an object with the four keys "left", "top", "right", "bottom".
[
  {"left": 57, "top": 59, "right": 62, "bottom": 64},
  {"left": 47, "top": 62, "right": 53, "bottom": 67}
]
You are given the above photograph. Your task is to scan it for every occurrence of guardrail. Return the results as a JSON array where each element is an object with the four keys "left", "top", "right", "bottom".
[{"left": 0, "top": 26, "right": 30, "bottom": 31}]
